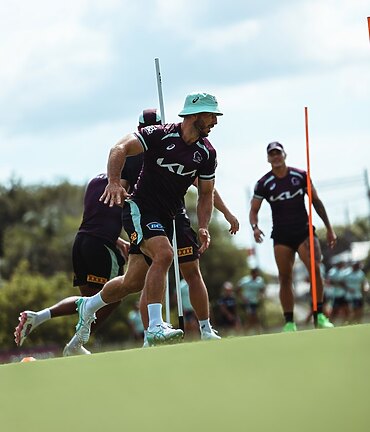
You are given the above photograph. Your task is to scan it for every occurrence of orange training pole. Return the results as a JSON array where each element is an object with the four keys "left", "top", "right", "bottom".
[
  {"left": 368, "top": 17, "right": 370, "bottom": 41},
  {"left": 304, "top": 107, "right": 318, "bottom": 328}
]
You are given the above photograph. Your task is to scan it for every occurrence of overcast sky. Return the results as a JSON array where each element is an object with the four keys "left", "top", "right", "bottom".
[{"left": 1, "top": 0, "right": 369, "bottom": 273}]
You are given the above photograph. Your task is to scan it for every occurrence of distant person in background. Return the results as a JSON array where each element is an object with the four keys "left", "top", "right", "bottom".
[
  {"left": 327, "top": 261, "right": 350, "bottom": 324},
  {"left": 343, "top": 261, "right": 368, "bottom": 323},
  {"left": 122, "top": 108, "right": 239, "bottom": 346},
  {"left": 237, "top": 268, "right": 266, "bottom": 334},
  {"left": 217, "top": 281, "right": 242, "bottom": 335},
  {"left": 14, "top": 173, "right": 130, "bottom": 355},
  {"left": 249, "top": 141, "right": 337, "bottom": 332},
  {"left": 127, "top": 301, "right": 145, "bottom": 342}
]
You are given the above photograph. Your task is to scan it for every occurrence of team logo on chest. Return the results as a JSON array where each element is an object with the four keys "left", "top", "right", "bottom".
[
  {"left": 269, "top": 189, "right": 304, "bottom": 201},
  {"left": 193, "top": 151, "right": 202, "bottom": 163},
  {"left": 291, "top": 177, "right": 300, "bottom": 186},
  {"left": 156, "top": 158, "right": 197, "bottom": 177},
  {"left": 166, "top": 144, "right": 175, "bottom": 150}
]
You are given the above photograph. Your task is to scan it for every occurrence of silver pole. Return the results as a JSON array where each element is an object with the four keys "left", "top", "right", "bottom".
[{"left": 154, "top": 58, "right": 184, "bottom": 330}]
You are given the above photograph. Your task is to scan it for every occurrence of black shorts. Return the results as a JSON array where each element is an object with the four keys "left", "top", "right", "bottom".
[
  {"left": 126, "top": 203, "right": 199, "bottom": 264},
  {"left": 245, "top": 303, "right": 260, "bottom": 315},
  {"left": 72, "top": 233, "right": 124, "bottom": 288},
  {"left": 272, "top": 225, "right": 315, "bottom": 252},
  {"left": 352, "top": 298, "right": 363, "bottom": 309},
  {"left": 332, "top": 296, "right": 348, "bottom": 308},
  {"left": 174, "top": 212, "right": 200, "bottom": 263}
]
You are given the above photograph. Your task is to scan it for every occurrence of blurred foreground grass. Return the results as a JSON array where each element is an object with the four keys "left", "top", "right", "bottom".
[{"left": 1, "top": 324, "right": 369, "bottom": 432}]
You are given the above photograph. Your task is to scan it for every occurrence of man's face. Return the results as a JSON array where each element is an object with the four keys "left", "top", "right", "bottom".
[
  {"left": 193, "top": 112, "right": 218, "bottom": 137},
  {"left": 267, "top": 149, "right": 286, "bottom": 168}
]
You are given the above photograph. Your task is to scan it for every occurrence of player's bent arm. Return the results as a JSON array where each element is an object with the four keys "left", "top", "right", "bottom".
[
  {"left": 197, "top": 179, "right": 214, "bottom": 229},
  {"left": 197, "top": 179, "right": 214, "bottom": 253},
  {"left": 107, "top": 134, "right": 143, "bottom": 183},
  {"left": 101, "top": 134, "right": 143, "bottom": 207}
]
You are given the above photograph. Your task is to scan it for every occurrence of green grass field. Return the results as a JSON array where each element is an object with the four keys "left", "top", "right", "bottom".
[{"left": 1, "top": 324, "right": 369, "bottom": 432}]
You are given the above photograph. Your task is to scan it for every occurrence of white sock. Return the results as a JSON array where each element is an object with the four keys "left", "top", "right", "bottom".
[
  {"left": 85, "top": 293, "right": 108, "bottom": 315},
  {"left": 35, "top": 308, "right": 51, "bottom": 326},
  {"left": 148, "top": 303, "right": 163, "bottom": 329},
  {"left": 199, "top": 319, "right": 211, "bottom": 333}
]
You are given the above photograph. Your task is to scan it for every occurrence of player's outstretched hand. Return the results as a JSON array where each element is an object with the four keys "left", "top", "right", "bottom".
[
  {"left": 198, "top": 228, "right": 211, "bottom": 254},
  {"left": 100, "top": 182, "right": 130, "bottom": 207}
]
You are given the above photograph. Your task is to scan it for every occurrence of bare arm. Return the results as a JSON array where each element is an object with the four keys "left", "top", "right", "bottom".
[
  {"left": 192, "top": 177, "right": 239, "bottom": 234},
  {"left": 100, "top": 134, "right": 143, "bottom": 207},
  {"left": 311, "top": 186, "right": 337, "bottom": 248},
  {"left": 197, "top": 179, "right": 214, "bottom": 254},
  {"left": 249, "top": 197, "right": 265, "bottom": 243},
  {"left": 213, "top": 189, "right": 240, "bottom": 235}
]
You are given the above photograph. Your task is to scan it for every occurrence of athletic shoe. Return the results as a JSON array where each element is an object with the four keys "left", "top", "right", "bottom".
[
  {"left": 63, "top": 342, "right": 91, "bottom": 357},
  {"left": 201, "top": 327, "right": 221, "bottom": 341},
  {"left": 14, "top": 311, "right": 38, "bottom": 347},
  {"left": 282, "top": 322, "right": 297, "bottom": 332},
  {"left": 75, "top": 298, "right": 96, "bottom": 344},
  {"left": 317, "top": 313, "right": 334, "bottom": 329},
  {"left": 142, "top": 337, "right": 150, "bottom": 348},
  {"left": 146, "top": 323, "right": 183, "bottom": 347}
]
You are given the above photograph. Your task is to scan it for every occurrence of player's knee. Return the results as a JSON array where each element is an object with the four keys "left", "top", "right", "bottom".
[{"left": 152, "top": 247, "right": 174, "bottom": 267}]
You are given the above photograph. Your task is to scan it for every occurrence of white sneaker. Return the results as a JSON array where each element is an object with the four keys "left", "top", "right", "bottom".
[
  {"left": 75, "top": 298, "right": 96, "bottom": 344},
  {"left": 201, "top": 327, "right": 221, "bottom": 341},
  {"left": 63, "top": 342, "right": 91, "bottom": 357},
  {"left": 14, "top": 311, "right": 38, "bottom": 346},
  {"left": 146, "top": 323, "right": 183, "bottom": 347}
]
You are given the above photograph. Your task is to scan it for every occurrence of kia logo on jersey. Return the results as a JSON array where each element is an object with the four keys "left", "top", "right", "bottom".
[{"left": 269, "top": 189, "right": 304, "bottom": 202}]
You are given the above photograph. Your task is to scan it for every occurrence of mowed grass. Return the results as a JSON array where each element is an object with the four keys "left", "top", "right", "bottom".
[{"left": 1, "top": 324, "right": 369, "bottom": 432}]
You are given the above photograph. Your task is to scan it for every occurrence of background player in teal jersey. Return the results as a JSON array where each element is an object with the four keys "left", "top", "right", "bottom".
[
  {"left": 343, "top": 261, "right": 369, "bottom": 323},
  {"left": 237, "top": 268, "right": 266, "bottom": 334},
  {"left": 249, "top": 142, "right": 337, "bottom": 332}
]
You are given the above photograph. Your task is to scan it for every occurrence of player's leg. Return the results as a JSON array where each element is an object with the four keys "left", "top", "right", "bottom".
[
  {"left": 176, "top": 213, "right": 220, "bottom": 340},
  {"left": 273, "top": 244, "right": 296, "bottom": 331},
  {"left": 297, "top": 237, "right": 333, "bottom": 328}
]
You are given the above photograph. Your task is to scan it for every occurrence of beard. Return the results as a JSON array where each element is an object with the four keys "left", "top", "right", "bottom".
[{"left": 194, "top": 118, "right": 210, "bottom": 137}]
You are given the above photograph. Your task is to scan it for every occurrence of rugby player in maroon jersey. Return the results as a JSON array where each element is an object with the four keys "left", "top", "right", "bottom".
[
  {"left": 72, "top": 92, "right": 225, "bottom": 347},
  {"left": 124, "top": 109, "right": 239, "bottom": 345},
  {"left": 249, "top": 141, "right": 337, "bottom": 332}
]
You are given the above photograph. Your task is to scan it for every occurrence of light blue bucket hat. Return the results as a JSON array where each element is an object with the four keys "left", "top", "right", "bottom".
[{"left": 178, "top": 92, "right": 223, "bottom": 117}]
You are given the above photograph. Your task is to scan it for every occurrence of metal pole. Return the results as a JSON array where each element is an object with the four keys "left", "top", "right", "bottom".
[{"left": 154, "top": 58, "right": 184, "bottom": 331}]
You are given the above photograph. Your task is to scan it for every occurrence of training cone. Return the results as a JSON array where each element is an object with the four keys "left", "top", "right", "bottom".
[{"left": 20, "top": 356, "right": 36, "bottom": 362}]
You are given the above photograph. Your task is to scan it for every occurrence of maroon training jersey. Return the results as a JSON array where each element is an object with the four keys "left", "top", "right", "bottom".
[
  {"left": 133, "top": 123, "right": 217, "bottom": 218},
  {"left": 78, "top": 174, "right": 123, "bottom": 245},
  {"left": 253, "top": 167, "right": 309, "bottom": 229}
]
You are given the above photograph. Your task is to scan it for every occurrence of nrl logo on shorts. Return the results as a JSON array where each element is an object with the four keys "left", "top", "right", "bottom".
[
  {"left": 193, "top": 151, "right": 202, "bottom": 163},
  {"left": 146, "top": 222, "right": 165, "bottom": 231}
]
